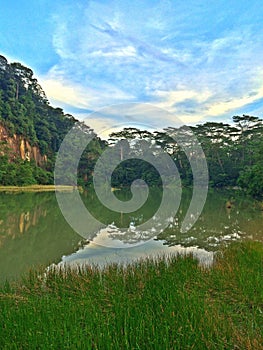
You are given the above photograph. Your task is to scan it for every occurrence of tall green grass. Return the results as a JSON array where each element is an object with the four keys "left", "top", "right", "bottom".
[{"left": 0, "top": 241, "right": 262, "bottom": 349}]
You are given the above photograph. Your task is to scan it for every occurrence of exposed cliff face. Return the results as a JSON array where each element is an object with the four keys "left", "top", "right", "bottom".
[{"left": 0, "top": 124, "right": 47, "bottom": 166}]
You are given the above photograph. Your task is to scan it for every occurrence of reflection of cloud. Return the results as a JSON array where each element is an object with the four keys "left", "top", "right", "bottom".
[{"left": 59, "top": 239, "right": 214, "bottom": 268}]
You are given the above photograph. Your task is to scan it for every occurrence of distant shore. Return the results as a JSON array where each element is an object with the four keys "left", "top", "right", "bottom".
[{"left": 0, "top": 185, "right": 77, "bottom": 193}]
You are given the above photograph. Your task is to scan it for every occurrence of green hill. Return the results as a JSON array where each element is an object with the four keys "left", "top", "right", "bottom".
[{"left": 0, "top": 55, "right": 104, "bottom": 186}]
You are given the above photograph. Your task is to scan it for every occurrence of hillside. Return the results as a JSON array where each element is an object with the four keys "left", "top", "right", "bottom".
[
  {"left": 0, "top": 55, "right": 262, "bottom": 197},
  {"left": 0, "top": 55, "right": 104, "bottom": 186}
]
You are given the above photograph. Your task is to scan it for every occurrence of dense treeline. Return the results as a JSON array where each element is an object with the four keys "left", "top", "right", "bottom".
[
  {"left": 0, "top": 55, "right": 262, "bottom": 198},
  {"left": 0, "top": 55, "right": 105, "bottom": 186},
  {"left": 0, "top": 55, "right": 76, "bottom": 153},
  {"left": 103, "top": 115, "right": 263, "bottom": 198}
]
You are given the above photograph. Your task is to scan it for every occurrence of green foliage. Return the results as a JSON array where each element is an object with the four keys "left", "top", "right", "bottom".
[
  {"left": 238, "top": 164, "right": 263, "bottom": 199},
  {"left": 0, "top": 55, "right": 262, "bottom": 197},
  {"left": 0, "top": 55, "right": 105, "bottom": 187},
  {"left": 0, "top": 56, "right": 78, "bottom": 151},
  {"left": 0, "top": 55, "right": 78, "bottom": 185},
  {"left": 107, "top": 117, "right": 262, "bottom": 197},
  {"left": 0, "top": 242, "right": 262, "bottom": 349},
  {"left": 0, "top": 153, "right": 53, "bottom": 186}
]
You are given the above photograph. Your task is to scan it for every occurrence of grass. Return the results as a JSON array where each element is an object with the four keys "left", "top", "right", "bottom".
[
  {"left": 0, "top": 185, "right": 77, "bottom": 193},
  {"left": 0, "top": 241, "right": 262, "bottom": 349}
]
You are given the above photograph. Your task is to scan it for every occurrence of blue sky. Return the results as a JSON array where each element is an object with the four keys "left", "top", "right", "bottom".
[{"left": 1, "top": 0, "right": 263, "bottom": 132}]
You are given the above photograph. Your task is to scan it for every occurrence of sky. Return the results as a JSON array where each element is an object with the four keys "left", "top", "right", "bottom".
[{"left": 1, "top": 0, "right": 263, "bottom": 133}]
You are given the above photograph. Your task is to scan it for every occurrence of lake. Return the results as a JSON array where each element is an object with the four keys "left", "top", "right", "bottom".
[{"left": 0, "top": 188, "right": 262, "bottom": 282}]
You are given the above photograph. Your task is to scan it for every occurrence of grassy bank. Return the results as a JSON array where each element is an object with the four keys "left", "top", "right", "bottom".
[
  {"left": 0, "top": 241, "right": 262, "bottom": 349},
  {"left": 0, "top": 185, "right": 76, "bottom": 193}
]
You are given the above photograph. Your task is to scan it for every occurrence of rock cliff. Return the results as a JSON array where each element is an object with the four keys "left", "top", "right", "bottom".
[{"left": 0, "top": 124, "right": 47, "bottom": 166}]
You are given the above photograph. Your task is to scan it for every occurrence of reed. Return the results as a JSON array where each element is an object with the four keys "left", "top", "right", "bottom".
[{"left": 0, "top": 241, "right": 262, "bottom": 349}]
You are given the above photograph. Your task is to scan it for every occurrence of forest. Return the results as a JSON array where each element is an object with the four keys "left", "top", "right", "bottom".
[
  {"left": 0, "top": 55, "right": 105, "bottom": 186},
  {"left": 106, "top": 116, "right": 263, "bottom": 199},
  {"left": 0, "top": 55, "right": 262, "bottom": 198}
]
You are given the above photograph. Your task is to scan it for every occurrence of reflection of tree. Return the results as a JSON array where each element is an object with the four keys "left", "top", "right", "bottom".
[
  {"left": 156, "top": 190, "right": 263, "bottom": 251},
  {"left": 18, "top": 208, "right": 47, "bottom": 234},
  {"left": 82, "top": 188, "right": 262, "bottom": 249},
  {"left": 0, "top": 192, "right": 81, "bottom": 282},
  {"left": 0, "top": 194, "right": 49, "bottom": 245}
]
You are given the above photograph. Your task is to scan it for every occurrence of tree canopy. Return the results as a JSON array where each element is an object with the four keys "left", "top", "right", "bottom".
[
  {"left": 0, "top": 55, "right": 262, "bottom": 198},
  {"left": 0, "top": 55, "right": 105, "bottom": 185}
]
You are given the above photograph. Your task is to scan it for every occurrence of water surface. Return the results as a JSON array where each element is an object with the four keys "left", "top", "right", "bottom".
[{"left": 0, "top": 189, "right": 262, "bottom": 282}]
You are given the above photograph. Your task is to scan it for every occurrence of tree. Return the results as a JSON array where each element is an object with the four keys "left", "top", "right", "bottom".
[
  {"left": 0, "top": 55, "right": 105, "bottom": 186},
  {"left": 238, "top": 165, "right": 263, "bottom": 199}
]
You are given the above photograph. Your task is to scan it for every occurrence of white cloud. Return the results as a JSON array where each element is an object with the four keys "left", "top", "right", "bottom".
[
  {"left": 40, "top": 0, "right": 263, "bottom": 129},
  {"left": 42, "top": 78, "right": 92, "bottom": 109},
  {"left": 41, "top": 75, "right": 136, "bottom": 110},
  {"left": 206, "top": 85, "right": 263, "bottom": 116},
  {"left": 154, "top": 89, "right": 212, "bottom": 107},
  {"left": 90, "top": 46, "right": 137, "bottom": 58},
  {"left": 78, "top": 103, "right": 185, "bottom": 135},
  {"left": 75, "top": 113, "right": 118, "bottom": 138}
]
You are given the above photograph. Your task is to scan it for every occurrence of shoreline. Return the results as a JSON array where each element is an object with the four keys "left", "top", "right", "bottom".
[
  {"left": 0, "top": 185, "right": 77, "bottom": 193},
  {"left": 0, "top": 241, "right": 262, "bottom": 349}
]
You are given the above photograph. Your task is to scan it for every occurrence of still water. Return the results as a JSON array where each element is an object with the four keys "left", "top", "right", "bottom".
[{"left": 0, "top": 188, "right": 262, "bottom": 282}]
